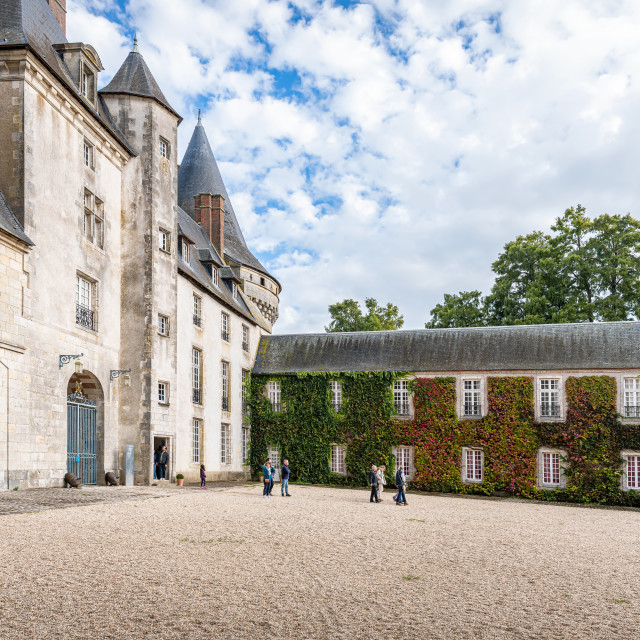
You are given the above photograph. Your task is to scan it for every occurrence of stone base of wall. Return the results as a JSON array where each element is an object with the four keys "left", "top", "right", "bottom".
[{"left": 2, "top": 469, "right": 66, "bottom": 491}]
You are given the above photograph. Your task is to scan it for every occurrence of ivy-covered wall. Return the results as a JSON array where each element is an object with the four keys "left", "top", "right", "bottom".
[{"left": 249, "top": 373, "right": 640, "bottom": 506}]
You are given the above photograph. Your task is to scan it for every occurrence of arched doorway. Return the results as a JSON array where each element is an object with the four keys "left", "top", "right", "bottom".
[{"left": 66, "top": 372, "right": 104, "bottom": 485}]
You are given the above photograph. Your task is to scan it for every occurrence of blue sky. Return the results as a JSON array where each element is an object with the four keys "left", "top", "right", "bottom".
[{"left": 68, "top": 0, "right": 640, "bottom": 333}]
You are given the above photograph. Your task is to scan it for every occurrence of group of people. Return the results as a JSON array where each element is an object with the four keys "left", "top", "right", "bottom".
[
  {"left": 153, "top": 445, "right": 169, "bottom": 480},
  {"left": 261, "top": 458, "right": 291, "bottom": 498},
  {"left": 369, "top": 464, "right": 408, "bottom": 505}
]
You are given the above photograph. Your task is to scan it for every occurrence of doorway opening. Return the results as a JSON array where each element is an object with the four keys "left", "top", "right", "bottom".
[{"left": 154, "top": 436, "right": 171, "bottom": 481}]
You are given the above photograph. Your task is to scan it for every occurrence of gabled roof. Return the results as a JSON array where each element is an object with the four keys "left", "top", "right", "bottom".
[
  {"left": 99, "top": 38, "right": 181, "bottom": 121},
  {"left": 252, "top": 322, "right": 640, "bottom": 374},
  {"left": 0, "top": 0, "right": 135, "bottom": 156},
  {"left": 0, "top": 191, "right": 32, "bottom": 245},
  {"left": 177, "top": 115, "right": 277, "bottom": 284}
]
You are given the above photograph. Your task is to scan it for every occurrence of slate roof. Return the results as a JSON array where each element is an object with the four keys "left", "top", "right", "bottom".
[
  {"left": 252, "top": 322, "right": 640, "bottom": 374},
  {"left": 0, "top": 0, "right": 135, "bottom": 156},
  {"left": 99, "top": 40, "right": 181, "bottom": 121},
  {"left": 177, "top": 115, "right": 277, "bottom": 283},
  {"left": 177, "top": 206, "right": 260, "bottom": 325},
  {"left": 0, "top": 191, "right": 33, "bottom": 245}
]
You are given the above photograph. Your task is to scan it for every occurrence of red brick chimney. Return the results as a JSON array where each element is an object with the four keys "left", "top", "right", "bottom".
[
  {"left": 194, "top": 193, "right": 225, "bottom": 258},
  {"left": 48, "top": 0, "right": 67, "bottom": 35}
]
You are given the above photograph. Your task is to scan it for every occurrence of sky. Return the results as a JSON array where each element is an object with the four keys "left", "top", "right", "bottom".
[{"left": 67, "top": 0, "right": 640, "bottom": 334}]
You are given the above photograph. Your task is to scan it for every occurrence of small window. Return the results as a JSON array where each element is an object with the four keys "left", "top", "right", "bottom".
[
  {"left": 94, "top": 199, "right": 104, "bottom": 250},
  {"left": 624, "top": 378, "right": 640, "bottom": 418},
  {"left": 76, "top": 274, "right": 96, "bottom": 331},
  {"left": 462, "top": 447, "right": 483, "bottom": 483},
  {"left": 221, "top": 312, "right": 229, "bottom": 341},
  {"left": 393, "top": 380, "right": 410, "bottom": 416},
  {"left": 221, "top": 361, "right": 229, "bottom": 411},
  {"left": 540, "top": 379, "right": 561, "bottom": 418},
  {"left": 83, "top": 189, "right": 94, "bottom": 242},
  {"left": 192, "top": 419, "right": 201, "bottom": 464},
  {"left": 80, "top": 66, "right": 95, "bottom": 103},
  {"left": 622, "top": 452, "right": 640, "bottom": 491},
  {"left": 330, "top": 381, "right": 342, "bottom": 412},
  {"left": 193, "top": 295, "right": 202, "bottom": 327},
  {"left": 260, "top": 277, "right": 265, "bottom": 286},
  {"left": 221, "top": 424, "right": 231, "bottom": 465},
  {"left": 393, "top": 446, "right": 414, "bottom": 480},
  {"left": 192, "top": 347, "right": 202, "bottom": 405},
  {"left": 266, "top": 381, "right": 281, "bottom": 412},
  {"left": 158, "top": 381, "right": 169, "bottom": 404},
  {"left": 212, "top": 267, "right": 219, "bottom": 286},
  {"left": 83, "top": 141, "right": 94, "bottom": 169},
  {"left": 160, "top": 137, "right": 169, "bottom": 159},
  {"left": 463, "top": 380, "right": 481, "bottom": 417},
  {"left": 242, "top": 325, "right": 249, "bottom": 352},
  {"left": 159, "top": 229, "right": 171, "bottom": 253},
  {"left": 331, "top": 445, "right": 346, "bottom": 475},
  {"left": 537, "top": 448, "right": 566, "bottom": 489},
  {"left": 242, "top": 427, "right": 250, "bottom": 464},
  {"left": 181, "top": 238, "right": 190, "bottom": 262},
  {"left": 232, "top": 283, "right": 238, "bottom": 299},
  {"left": 158, "top": 314, "right": 169, "bottom": 336}
]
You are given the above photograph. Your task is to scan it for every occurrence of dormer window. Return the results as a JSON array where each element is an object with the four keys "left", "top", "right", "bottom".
[
  {"left": 80, "top": 63, "right": 96, "bottom": 104},
  {"left": 181, "top": 238, "right": 190, "bottom": 262},
  {"left": 212, "top": 268, "right": 219, "bottom": 286},
  {"left": 232, "top": 283, "right": 238, "bottom": 299}
]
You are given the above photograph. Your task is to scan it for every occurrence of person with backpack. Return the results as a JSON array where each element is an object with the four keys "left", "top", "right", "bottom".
[{"left": 395, "top": 465, "right": 408, "bottom": 506}]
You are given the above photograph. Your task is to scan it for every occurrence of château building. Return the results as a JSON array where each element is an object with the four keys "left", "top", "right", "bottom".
[{"left": 0, "top": 0, "right": 280, "bottom": 488}]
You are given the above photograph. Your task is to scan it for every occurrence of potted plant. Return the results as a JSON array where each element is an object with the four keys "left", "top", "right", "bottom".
[{"left": 176, "top": 473, "right": 184, "bottom": 487}]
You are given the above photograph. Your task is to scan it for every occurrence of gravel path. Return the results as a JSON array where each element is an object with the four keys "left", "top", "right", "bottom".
[{"left": 0, "top": 485, "right": 638, "bottom": 639}]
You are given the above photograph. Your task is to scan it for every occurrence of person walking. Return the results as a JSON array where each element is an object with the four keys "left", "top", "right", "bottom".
[
  {"left": 262, "top": 461, "right": 272, "bottom": 498},
  {"left": 158, "top": 445, "right": 168, "bottom": 480},
  {"left": 376, "top": 465, "right": 386, "bottom": 502},
  {"left": 395, "top": 465, "right": 408, "bottom": 506},
  {"left": 369, "top": 465, "right": 380, "bottom": 503},
  {"left": 200, "top": 464, "right": 207, "bottom": 489},
  {"left": 281, "top": 459, "right": 291, "bottom": 496}
]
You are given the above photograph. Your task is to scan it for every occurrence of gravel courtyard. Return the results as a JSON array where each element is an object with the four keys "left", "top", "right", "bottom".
[{"left": 0, "top": 484, "right": 638, "bottom": 640}]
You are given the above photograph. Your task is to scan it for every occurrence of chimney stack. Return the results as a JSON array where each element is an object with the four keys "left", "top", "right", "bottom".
[
  {"left": 194, "top": 193, "right": 225, "bottom": 259},
  {"left": 48, "top": 0, "right": 67, "bottom": 35}
]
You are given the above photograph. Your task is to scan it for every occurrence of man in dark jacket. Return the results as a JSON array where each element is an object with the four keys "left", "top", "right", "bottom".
[
  {"left": 158, "top": 446, "right": 168, "bottom": 480},
  {"left": 369, "top": 465, "right": 379, "bottom": 502},
  {"left": 281, "top": 459, "right": 291, "bottom": 496}
]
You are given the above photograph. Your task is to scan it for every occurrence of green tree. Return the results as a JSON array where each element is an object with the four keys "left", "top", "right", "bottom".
[
  {"left": 326, "top": 298, "right": 404, "bottom": 332},
  {"left": 425, "top": 291, "right": 486, "bottom": 328}
]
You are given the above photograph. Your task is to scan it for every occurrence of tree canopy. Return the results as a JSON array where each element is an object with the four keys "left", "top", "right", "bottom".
[
  {"left": 326, "top": 297, "right": 404, "bottom": 332},
  {"left": 426, "top": 206, "right": 640, "bottom": 328}
]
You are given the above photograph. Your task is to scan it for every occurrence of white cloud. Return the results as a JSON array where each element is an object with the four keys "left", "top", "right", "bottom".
[{"left": 67, "top": 0, "right": 640, "bottom": 333}]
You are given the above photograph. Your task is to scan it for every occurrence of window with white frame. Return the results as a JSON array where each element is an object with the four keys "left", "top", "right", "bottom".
[
  {"left": 539, "top": 379, "right": 561, "bottom": 417},
  {"left": 393, "top": 446, "right": 413, "bottom": 479},
  {"left": 158, "top": 381, "right": 168, "bottom": 404},
  {"left": 221, "top": 424, "right": 231, "bottom": 465},
  {"left": 268, "top": 446, "right": 280, "bottom": 481},
  {"left": 181, "top": 238, "right": 190, "bottom": 262},
  {"left": 393, "top": 380, "right": 410, "bottom": 415},
  {"left": 622, "top": 452, "right": 640, "bottom": 491},
  {"left": 242, "top": 427, "right": 250, "bottom": 464},
  {"left": 232, "top": 282, "right": 238, "bottom": 299},
  {"left": 221, "top": 361, "right": 230, "bottom": 411},
  {"left": 192, "top": 348, "right": 202, "bottom": 404},
  {"left": 192, "top": 419, "right": 201, "bottom": 464},
  {"left": 160, "top": 137, "right": 169, "bottom": 159},
  {"left": 538, "top": 448, "right": 566, "bottom": 488},
  {"left": 83, "top": 140, "right": 94, "bottom": 169},
  {"left": 624, "top": 378, "right": 640, "bottom": 418},
  {"left": 158, "top": 314, "right": 169, "bottom": 336},
  {"left": 242, "top": 325, "right": 249, "bottom": 352},
  {"left": 463, "top": 380, "right": 481, "bottom": 417},
  {"left": 221, "top": 312, "right": 229, "bottom": 341},
  {"left": 212, "top": 267, "right": 219, "bottom": 286},
  {"left": 83, "top": 189, "right": 94, "bottom": 243},
  {"left": 75, "top": 274, "right": 96, "bottom": 331},
  {"left": 331, "top": 445, "right": 346, "bottom": 475},
  {"left": 80, "top": 65, "right": 95, "bottom": 103},
  {"left": 94, "top": 199, "right": 104, "bottom": 250},
  {"left": 242, "top": 369, "right": 249, "bottom": 414},
  {"left": 193, "top": 294, "right": 201, "bottom": 327},
  {"left": 159, "top": 228, "right": 170, "bottom": 253},
  {"left": 462, "top": 447, "right": 483, "bottom": 483},
  {"left": 330, "top": 381, "right": 342, "bottom": 412},
  {"left": 266, "top": 381, "right": 281, "bottom": 412}
]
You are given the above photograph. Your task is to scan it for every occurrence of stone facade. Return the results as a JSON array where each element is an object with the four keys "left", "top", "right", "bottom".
[{"left": 0, "top": 1, "right": 279, "bottom": 489}]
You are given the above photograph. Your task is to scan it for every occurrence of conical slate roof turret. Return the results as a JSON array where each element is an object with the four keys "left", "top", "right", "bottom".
[
  {"left": 178, "top": 114, "right": 274, "bottom": 279},
  {"left": 100, "top": 36, "right": 180, "bottom": 120}
]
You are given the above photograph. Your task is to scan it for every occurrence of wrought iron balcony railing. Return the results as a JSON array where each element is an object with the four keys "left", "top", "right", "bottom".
[
  {"left": 463, "top": 403, "right": 482, "bottom": 417},
  {"left": 222, "top": 397, "right": 229, "bottom": 411},
  {"left": 624, "top": 405, "right": 640, "bottom": 418},
  {"left": 395, "top": 402, "right": 410, "bottom": 416},
  {"left": 540, "top": 402, "right": 561, "bottom": 417},
  {"left": 221, "top": 331, "right": 229, "bottom": 342},
  {"left": 242, "top": 341, "right": 249, "bottom": 352},
  {"left": 192, "top": 388, "right": 201, "bottom": 405},
  {"left": 193, "top": 314, "right": 202, "bottom": 327},
  {"left": 76, "top": 304, "right": 95, "bottom": 331}
]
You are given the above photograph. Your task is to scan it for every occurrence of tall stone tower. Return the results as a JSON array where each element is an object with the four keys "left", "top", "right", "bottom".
[{"left": 100, "top": 40, "right": 181, "bottom": 484}]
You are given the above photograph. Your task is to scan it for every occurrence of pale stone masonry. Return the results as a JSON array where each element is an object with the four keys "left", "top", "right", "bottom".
[{"left": 0, "top": 0, "right": 280, "bottom": 488}]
